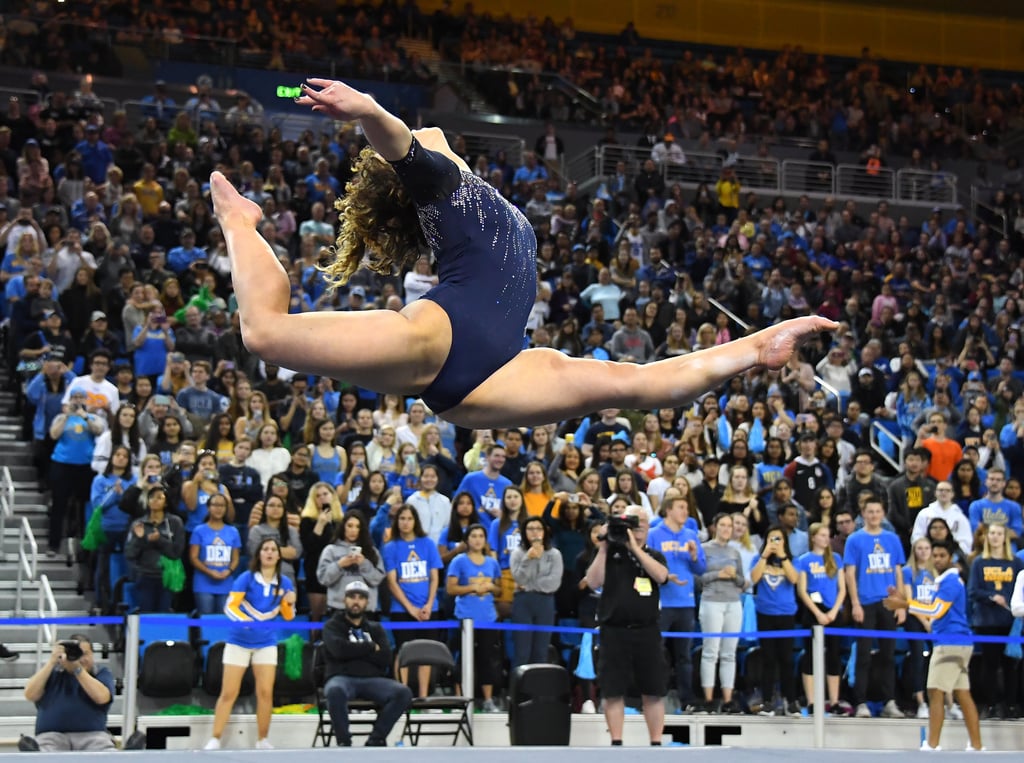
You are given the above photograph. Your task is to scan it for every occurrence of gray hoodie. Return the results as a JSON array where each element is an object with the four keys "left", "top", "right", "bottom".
[{"left": 318, "top": 540, "right": 387, "bottom": 612}]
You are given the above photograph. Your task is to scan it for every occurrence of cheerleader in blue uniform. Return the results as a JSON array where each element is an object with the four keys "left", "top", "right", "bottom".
[
  {"left": 210, "top": 79, "right": 833, "bottom": 429},
  {"left": 204, "top": 537, "right": 296, "bottom": 751}
]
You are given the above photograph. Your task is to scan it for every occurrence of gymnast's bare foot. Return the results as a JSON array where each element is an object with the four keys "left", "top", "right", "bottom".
[
  {"left": 755, "top": 316, "right": 840, "bottom": 370},
  {"left": 210, "top": 171, "right": 263, "bottom": 228}
]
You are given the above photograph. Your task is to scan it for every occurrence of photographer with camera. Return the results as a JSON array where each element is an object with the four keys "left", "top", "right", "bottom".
[
  {"left": 21, "top": 636, "right": 143, "bottom": 751},
  {"left": 585, "top": 505, "right": 669, "bottom": 745}
]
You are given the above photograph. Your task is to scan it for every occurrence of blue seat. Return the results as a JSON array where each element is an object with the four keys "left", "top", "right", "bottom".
[{"left": 195, "top": 614, "right": 236, "bottom": 660}]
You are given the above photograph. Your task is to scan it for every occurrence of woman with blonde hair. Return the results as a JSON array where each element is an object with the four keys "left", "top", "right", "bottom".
[
  {"left": 641, "top": 412, "right": 671, "bottom": 460},
  {"left": 520, "top": 460, "right": 555, "bottom": 518},
  {"left": 902, "top": 536, "right": 936, "bottom": 718},
  {"left": 968, "top": 523, "right": 1024, "bottom": 719},
  {"left": 208, "top": 77, "right": 831, "bottom": 439},
  {"left": 415, "top": 422, "right": 459, "bottom": 495},
  {"left": 299, "top": 481, "right": 344, "bottom": 624},
  {"left": 109, "top": 192, "right": 142, "bottom": 243},
  {"left": 717, "top": 464, "right": 767, "bottom": 538},
  {"left": 395, "top": 399, "right": 428, "bottom": 447},
  {"left": 796, "top": 521, "right": 847, "bottom": 714},
  {"left": 655, "top": 321, "right": 692, "bottom": 360},
  {"left": 366, "top": 425, "right": 399, "bottom": 474},
  {"left": 697, "top": 513, "right": 747, "bottom": 713},
  {"left": 693, "top": 322, "right": 717, "bottom": 352}
]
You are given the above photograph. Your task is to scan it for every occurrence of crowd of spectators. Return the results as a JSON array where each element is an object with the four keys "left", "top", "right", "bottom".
[
  {"left": 0, "top": 1, "right": 434, "bottom": 85},
  {"left": 7, "top": 0, "right": 1024, "bottom": 726},
  {"left": 4, "top": 0, "right": 1023, "bottom": 162}
]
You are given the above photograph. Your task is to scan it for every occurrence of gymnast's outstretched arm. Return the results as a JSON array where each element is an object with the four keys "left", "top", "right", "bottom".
[{"left": 296, "top": 78, "right": 411, "bottom": 161}]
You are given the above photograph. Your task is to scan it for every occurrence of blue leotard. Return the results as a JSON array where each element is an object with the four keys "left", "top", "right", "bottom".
[{"left": 390, "top": 138, "right": 536, "bottom": 414}]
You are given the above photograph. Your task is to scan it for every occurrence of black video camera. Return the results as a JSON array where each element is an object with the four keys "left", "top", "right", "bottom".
[
  {"left": 60, "top": 640, "right": 83, "bottom": 661},
  {"left": 600, "top": 513, "right": 640, "bottom": 546}
]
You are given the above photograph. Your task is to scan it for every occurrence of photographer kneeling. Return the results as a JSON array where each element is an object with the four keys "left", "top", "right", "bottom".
[
  {"left": 21, "top": 637, "right": 144, "bottom": 752},
  {"left": 585, "top": 506, "right": 669, "bottom": 746}
]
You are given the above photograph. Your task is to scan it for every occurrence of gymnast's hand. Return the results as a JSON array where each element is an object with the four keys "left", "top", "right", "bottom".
[
  {"left": 755, "top": 316, "right": 839, "bottom": 371},
  {"left": 295, "top": 79, "right": 377, "bottom": 121}
]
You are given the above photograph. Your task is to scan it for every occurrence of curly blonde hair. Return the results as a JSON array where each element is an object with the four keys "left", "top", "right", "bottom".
[{"left": 320, "top": 146, "right": 426, "bottom": 288}]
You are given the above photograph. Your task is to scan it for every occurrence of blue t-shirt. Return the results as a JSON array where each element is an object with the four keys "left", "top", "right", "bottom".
[
  {"left": 447, "top": 552, "right": 500, "bottom": 622},
  {"left": 225, "top": 570, "right": 296, "bottom": 648},
  {"left": 384, "top": 535, "right": 443, "bottom": 612},
  {"left": 487, "top": 519, "right": 520, "bottom": 571},
  {"left": 902, "top": 565, "right": 937, "bottom": 607},
  {"left": 52, "top": 413, "right": 96, "bottom": 465},
  {"left": 968, "top": 497, "right": 1024, "bottom": 537},
  {"left": 754, "top": 462, "right": 784, "bottom": 492},
  {"left": 646, "top": 523, "right": 706, "bottom": 608},
  {"left": 795, "top": 551, "right": 843, "bottom": 610},
  {"left": 911, "top": 568, "right": 972, "bottom": 646},
  {"left": 843, "top": 528, "right": 906, "bottom": 605},
  {"left": 131, "top": 326, "right": 175, "bottom": 377},
  {"left": 751, "top": 556, "right": 798, "bottom": 615},
  {"left": 454, "top": 471, "right": 512, "bottom": 529},
  {"left": 184, "top": 486, "right": 227, "bottom": 534},
  {"left": 35, "top": 667, "right": 115, "bottom": 734},
  {"left": 176, "top": 386, "right": 228, "bottom": 419},
  {"left": 191, "top": 523, "right": 242, "bottom": 594}
]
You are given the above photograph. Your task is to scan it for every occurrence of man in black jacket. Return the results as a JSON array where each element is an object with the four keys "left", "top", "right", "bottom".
[{"left": 322, "top": 580, "right": 412, "bottom": 747}]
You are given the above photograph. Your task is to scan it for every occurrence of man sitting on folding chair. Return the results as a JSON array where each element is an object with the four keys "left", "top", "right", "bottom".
[{"left": 321, "top": 580, "right": 413, "bottom": 746}]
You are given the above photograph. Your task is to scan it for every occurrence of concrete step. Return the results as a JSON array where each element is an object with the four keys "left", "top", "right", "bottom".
[
  {"left": 0, "top": 563, "right": 78, "bottom": 583},
  {"left": 0, "top": 591, "right": 87, "bottom": 612},
  {"left": 0, "top": 624, "right": 117, "bottom": 645},
  {"left": 4, "top": 465, "right": 37, "bottom": 481},
  {"left": 0, "top": 452, "right": 33, "bottom": 466}
]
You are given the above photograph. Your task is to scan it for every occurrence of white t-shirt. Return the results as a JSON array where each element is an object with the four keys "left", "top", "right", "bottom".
[{"left": 63, "top": 375, "right": 119, "bottom": 419}]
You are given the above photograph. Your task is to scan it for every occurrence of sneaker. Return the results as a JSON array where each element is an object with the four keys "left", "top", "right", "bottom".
[
  {"left": 692, "top": 701, "right": 711, "bottom": 715},
  {"left": 18, "top": 735, "right": 40, "bottom": 752},
  {"left": 203, "top": 738, "right": 221, "bottom": 750},
  {"left": 854, "top": 703, "right": 872, "bottom": 718},
  {"left": 254, "top": 738, "right": 273, "bottom": 750},
  {"left": 785, "top": 700, "right": 802, "bottom": 716},
  {"left": 758, "top": 705, "right": 776, "bottom": 717},
  {"left": 881, "top": 700, "right": 904, "bottom": 718},
  {"left": 364, "top": 737, "right": 386, "bottom": 747},
  {"left": 946, "top": 704, "right": 964, "bottom": 720},
  {"left": 920, "top": 741, "right": 941, "bottom": 751},
  {"left": 481, "top": 699, "right": 500, "bottom": 713},
  {"left": 721, "top": 700, "right": 743, "bottom": 715},
  {"left": 0, "top": 645, "right": 18, "bottom": 662},
  {"left": 966, "top": 745, "right": 987, "bottom": 752},
  {"left": 916, "top": 702, "right": 930, "bottom": 719},
  {"left": 45, "top": 548, "right": 57, "bottom": 559},
  {"left": 835, "top": 700, "right": 854, "bottom": 716},
  {"left": 581, "top": 699, "right": 597, "bottom": 714}
]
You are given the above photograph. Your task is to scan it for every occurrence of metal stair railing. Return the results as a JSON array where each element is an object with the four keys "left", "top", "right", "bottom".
[{"left": 36, "top": 574, "right": 57, "bottom": 669}]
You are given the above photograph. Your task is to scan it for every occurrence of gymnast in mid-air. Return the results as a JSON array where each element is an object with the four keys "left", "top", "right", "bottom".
[{"left": 209, "top": 78, "right": 836, "bottom": 429}]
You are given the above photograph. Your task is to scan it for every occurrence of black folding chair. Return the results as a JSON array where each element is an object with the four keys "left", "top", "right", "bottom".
[
  {"left": 311, "top": 643, "right": 379, "bottom": 747},
  {"left": 397, "top": 639, "right": 473, "bottom": 746}
]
